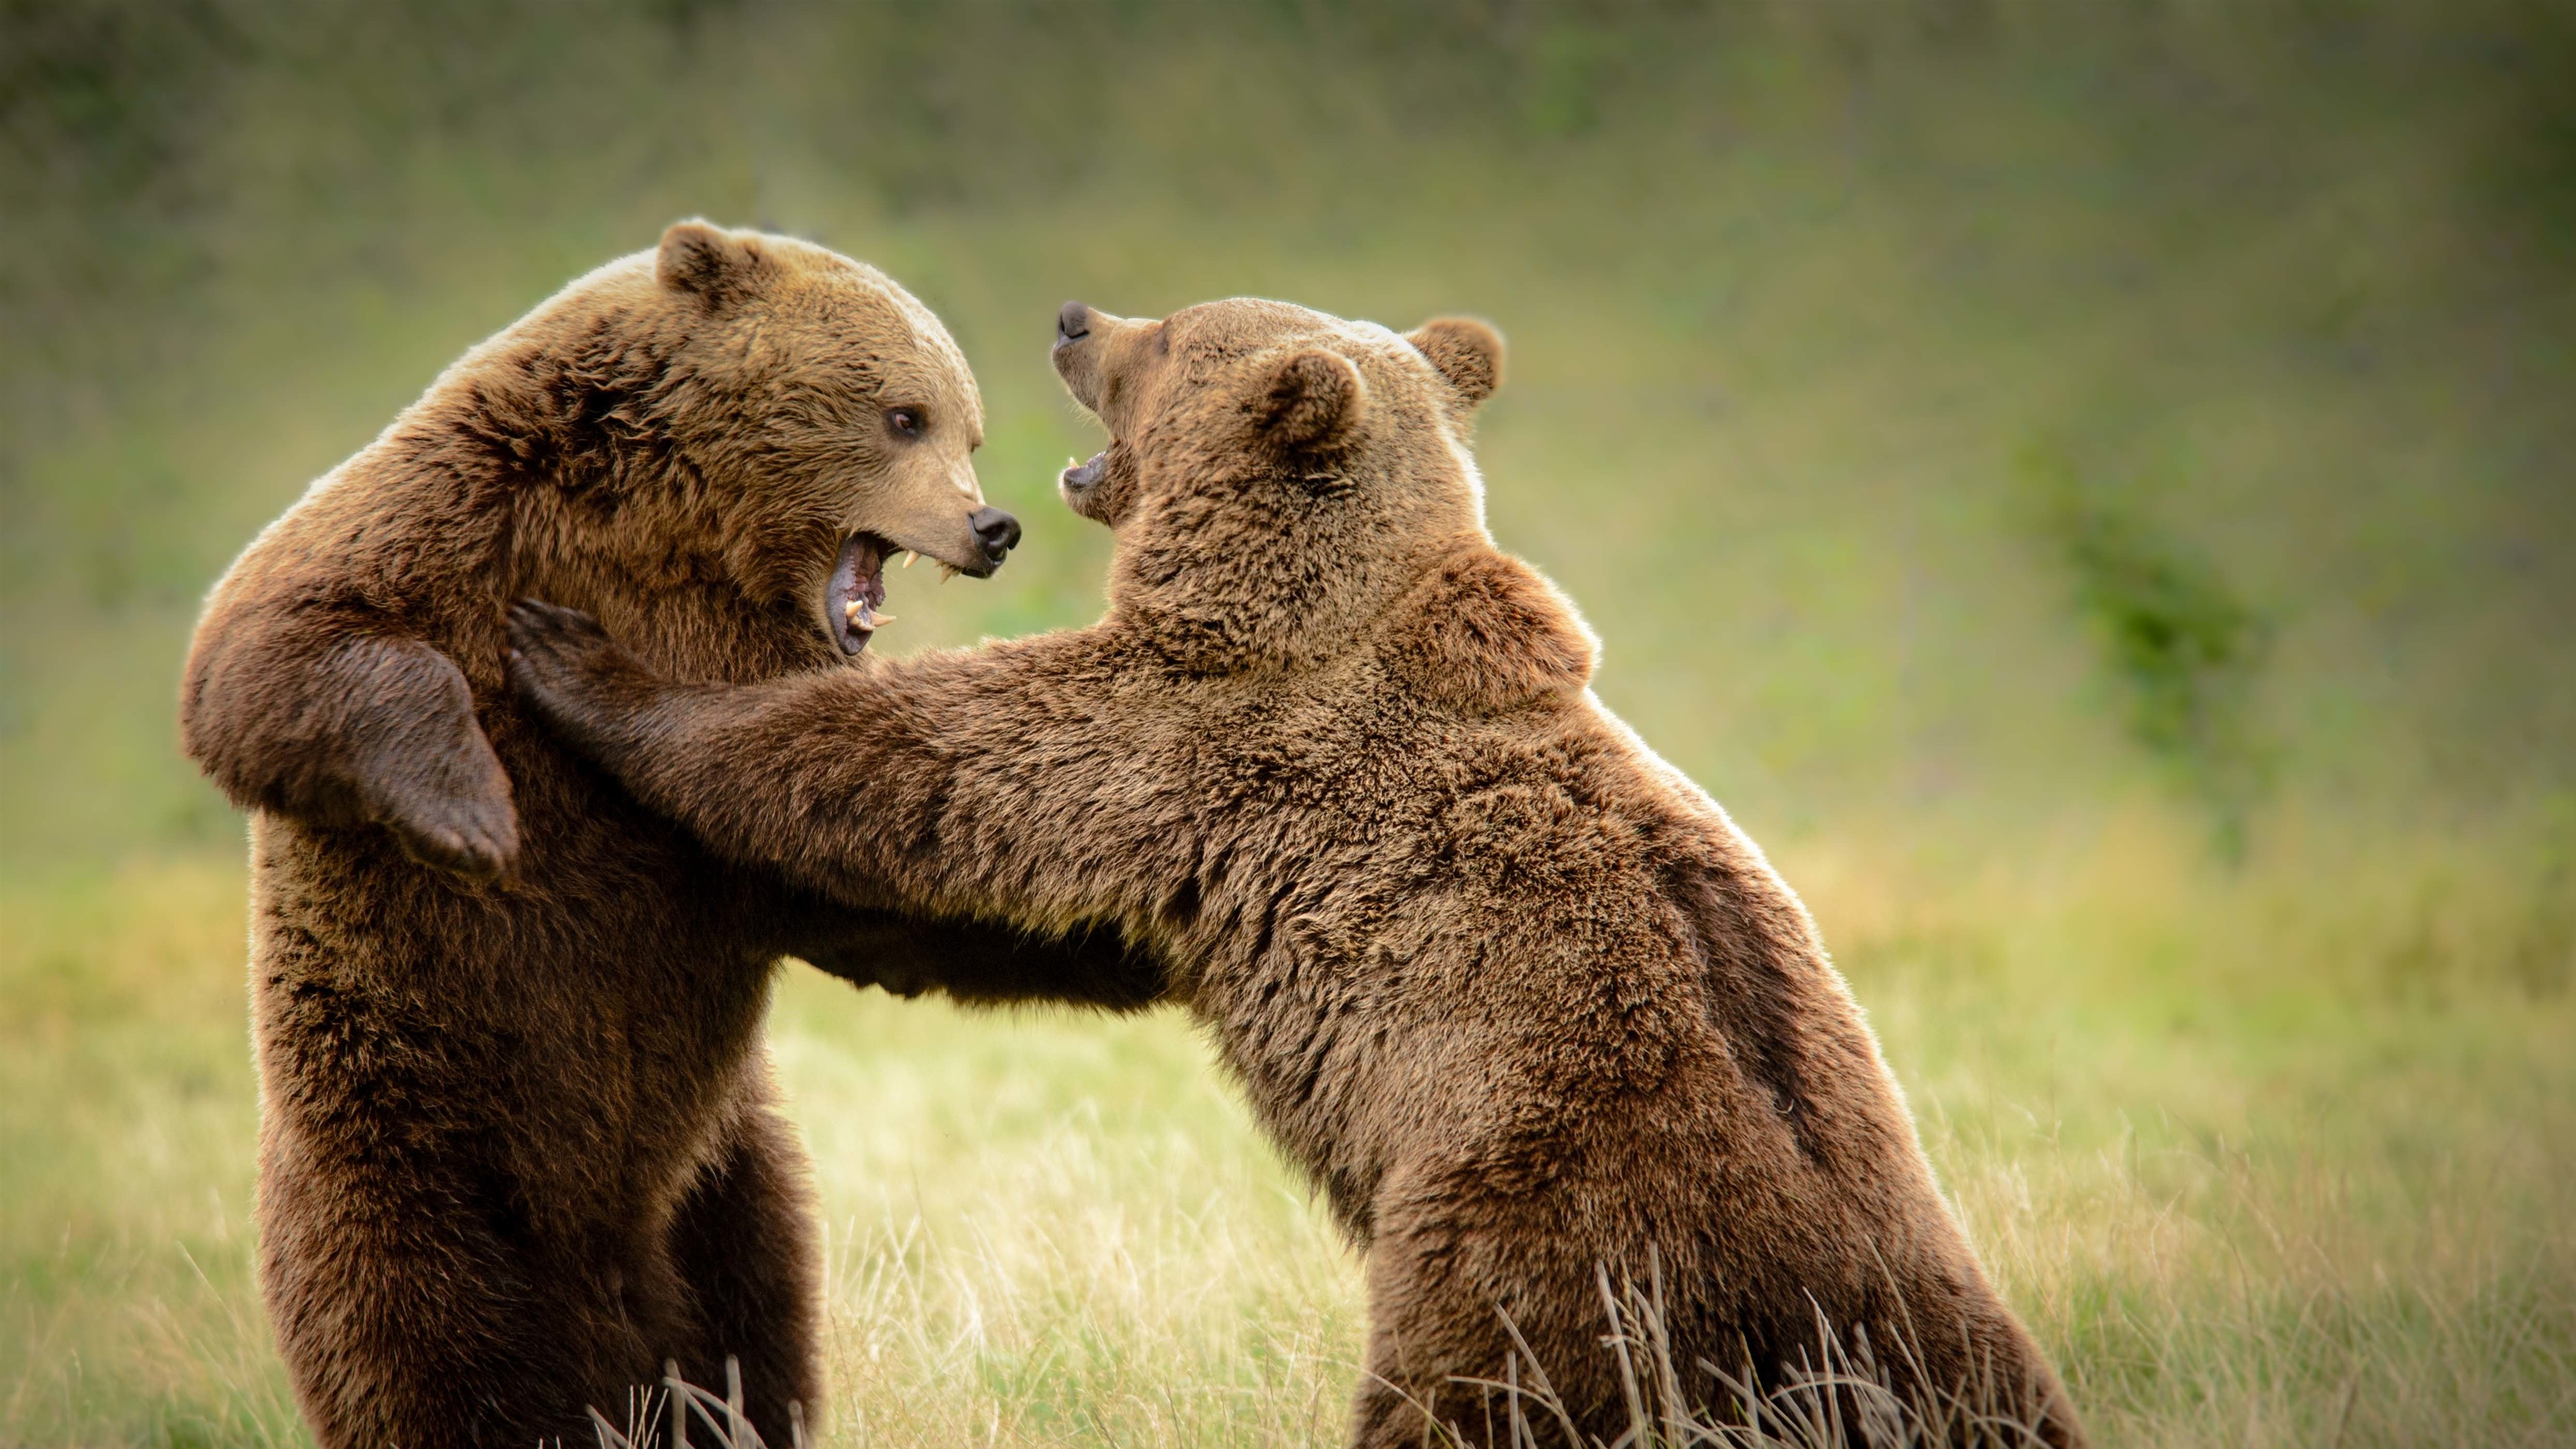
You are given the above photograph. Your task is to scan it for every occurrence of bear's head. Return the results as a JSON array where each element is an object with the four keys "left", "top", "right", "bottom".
[
  {"left": 511, "top": 221, "right": 1018, "bottom": 661},
  {"left": 1049, "top": 297, "right": 1593, "bottom": 708}
]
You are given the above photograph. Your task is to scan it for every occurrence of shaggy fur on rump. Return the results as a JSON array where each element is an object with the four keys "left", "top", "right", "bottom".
[
  {"left": 181, "top": 223, "right": 1156, "bottom": 1449},
  {"left": 508, "top": 297, "right": 2085, "bottom": 1448}
]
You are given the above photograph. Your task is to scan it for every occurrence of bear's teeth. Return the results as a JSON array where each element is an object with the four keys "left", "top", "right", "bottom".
[
  {"left": 900, "top": 550, "right": 918, "bottom": 569},
  {"left": 862, "top": 603, "right": 894, "bottom": 627},
  {"left": 844, "top": 599, "right": 863, "bottom": 623}
]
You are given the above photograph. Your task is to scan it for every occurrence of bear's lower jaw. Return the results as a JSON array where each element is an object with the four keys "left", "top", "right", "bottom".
[
  {"left": 828, "top": 533, "right": 892, "bottom": 656},
  {"left": 1060, "top": 451, "right": 1110, "bottom": 523}
]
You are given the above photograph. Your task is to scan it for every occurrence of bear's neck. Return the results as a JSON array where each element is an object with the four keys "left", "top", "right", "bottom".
[{"left": 504, "top": 486, "right": 841, "bottom": 687}]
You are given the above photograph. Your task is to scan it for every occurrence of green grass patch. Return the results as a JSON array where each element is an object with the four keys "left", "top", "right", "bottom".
[{"left": 5, "top": 835, "right": 2567, "bottom": 1447}]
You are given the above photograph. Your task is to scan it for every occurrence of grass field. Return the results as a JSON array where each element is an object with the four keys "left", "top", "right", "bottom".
[
  {"left": 7, "top": 820, "right": 2571, "bottom": 1447},
  {"left": 4, "top": 4, "right": 2573, "bottom": 1446}
]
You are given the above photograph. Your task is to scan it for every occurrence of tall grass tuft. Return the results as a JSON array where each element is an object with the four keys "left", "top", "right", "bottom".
[{"left": 588, "top": 1358, "right": 806, "bottom": 1449}]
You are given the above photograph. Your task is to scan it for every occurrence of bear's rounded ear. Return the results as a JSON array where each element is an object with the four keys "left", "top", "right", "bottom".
[
  {"left": 1405, "top": 317, "right": 1504, "bottom": 407},
  {"left": 1256, "top": 349, "right": 1368, "bottom": 453},
  {"left": 656, "top": 219, "right": 759, "bottom": 306}
]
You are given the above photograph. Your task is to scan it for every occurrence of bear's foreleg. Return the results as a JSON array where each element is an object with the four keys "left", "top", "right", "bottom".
[
  {"left": 507, "top": 597, "right": 1008, "bottom": 910},
  {"left": 184, "top": 612, "right": 519, "bottom": 878},
  {"left": 796, "top": 908, "right": 1163, "bottom": 1011},
  {"left": 1347, "top": 1214, "right": 1620, "bottom": 1449}
]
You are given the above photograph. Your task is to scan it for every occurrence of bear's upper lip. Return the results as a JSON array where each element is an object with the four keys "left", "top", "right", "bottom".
[{"left": 827, "top": 533, "right": 894, "bottom": 656}]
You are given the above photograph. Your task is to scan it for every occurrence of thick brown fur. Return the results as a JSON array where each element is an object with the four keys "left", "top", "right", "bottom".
[
  {"left": 180, "top": 223, "right": 1157, "bottom": 1449},
  {"left": 508, "top": 299, "right": 2086, "bottom": 1448}
]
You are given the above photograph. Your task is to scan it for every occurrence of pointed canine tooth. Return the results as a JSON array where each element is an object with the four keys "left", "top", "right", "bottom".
[
  {"left": 843, "top": 599, "right": 863, "bottom": 623},
  {"left": 871, "top": 609, "right": 896, "bottom": 624},
  {"left": 900, "top": 549, "right": 918, "bottom": 569}
]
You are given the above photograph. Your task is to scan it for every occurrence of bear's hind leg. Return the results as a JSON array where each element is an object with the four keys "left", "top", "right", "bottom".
[
  {"left": 261, "top": 1142, "right": 657, "bottom": 1449},
  {"left": 666, "top": 1069, "right": 825, "bottom": 1444}
]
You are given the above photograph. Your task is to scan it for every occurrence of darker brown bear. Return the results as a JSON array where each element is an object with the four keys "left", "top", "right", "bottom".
[
  {"left": 180, "top": 223, "right": 1154, "bottom": 1449},
  {"left": 507, "top": 297, "right": 2086, "bottom": 1447}
]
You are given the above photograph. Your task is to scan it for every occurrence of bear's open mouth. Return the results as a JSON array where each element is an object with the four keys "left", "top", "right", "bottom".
[{"left": 828, "top": 532, "right": 896, "bottom": 656}]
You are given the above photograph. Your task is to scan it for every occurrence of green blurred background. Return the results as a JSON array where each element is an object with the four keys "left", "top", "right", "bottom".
[
  {"left": 5, "top": 3, "right": 2573, "bottom": 1445},
  {"left": 8, "top": 0, "right": 2573, "bottom": 865}
]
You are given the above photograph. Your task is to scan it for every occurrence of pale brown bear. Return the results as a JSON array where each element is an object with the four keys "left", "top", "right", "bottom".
[
  {"left": 180, "top": 223, "right": 1155, "bottom": 1449},
  {"left": 506, "top": 297, "right": 2087, "bottom": 1448}
]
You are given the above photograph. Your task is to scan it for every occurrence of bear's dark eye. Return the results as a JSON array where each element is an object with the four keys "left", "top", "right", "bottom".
[{"left": 886, "top": 407, "right": 924, "bottom": 437}]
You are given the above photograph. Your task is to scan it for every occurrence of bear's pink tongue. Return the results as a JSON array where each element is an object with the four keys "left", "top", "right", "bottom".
[{"left": 827, "top": 533, "right": 890, "bottom": 656}]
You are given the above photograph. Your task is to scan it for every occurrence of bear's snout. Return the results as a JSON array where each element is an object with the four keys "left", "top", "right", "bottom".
[
  {"left": 1051, "top": 301, "right": 1126, "bottom": 418},
  {"left": 969, "top": 506, "right": 1021, "bottom": 568}
]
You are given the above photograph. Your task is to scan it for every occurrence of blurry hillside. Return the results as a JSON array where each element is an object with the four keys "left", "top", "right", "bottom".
[{"left": 5, "top": 0, "right": 2572, "bottom": 869}]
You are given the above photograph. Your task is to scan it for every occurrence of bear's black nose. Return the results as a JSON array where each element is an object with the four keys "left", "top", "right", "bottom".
[
  {"left": 1056, "top": 301, "right": 1092, "bottom": 345},
  {"left": 970, "top": 506, "right": 1022, "bottom": 564}
]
